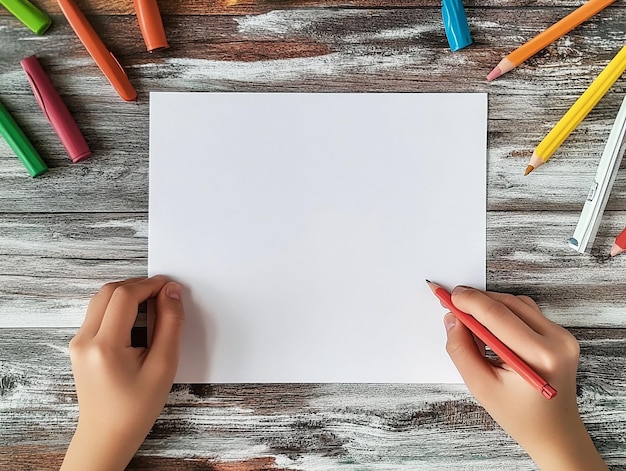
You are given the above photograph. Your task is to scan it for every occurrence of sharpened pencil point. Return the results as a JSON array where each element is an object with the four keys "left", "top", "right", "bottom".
[
  {"left": 426, "top": 280, "right": 439, "bottom": 296},
  {"left": 486, "top": 67, "right": 501, "bottom": 82},
  {"left": 524, "top": 165, "right": 534, "bottom": 176}
]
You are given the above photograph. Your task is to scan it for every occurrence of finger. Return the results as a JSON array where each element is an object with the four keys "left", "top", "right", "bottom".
[
  {"left": 473, "top": 333, "right": 486, "bottom": 356},
  {"left": 451, "top": 287, "right": 545, "bottom": 356},
  {"left": 144, "top": 282, "right": 185, "bottom": 384},
  {"left": 483, "top": 291, "right": 561, "bottom": 337},
  {"left": 76, "top": 278, "right": 145, "bottom": 340},
  {"left": 97, "top": 276, "right": 169, "bottom": 346},
  {"left": 444, "top": 313, "right": 499, "bottom": 399},
  {"left": 516, "top": 295, "right": 541, "bottom": 311}
]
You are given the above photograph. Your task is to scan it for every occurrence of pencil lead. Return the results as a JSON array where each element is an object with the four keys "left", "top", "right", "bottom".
[
  {"left": 486, "top": 67, "right": 501, "bottom": 82},
  {"left": 524, "top": 165, "right": 534, "bottom": 176}
]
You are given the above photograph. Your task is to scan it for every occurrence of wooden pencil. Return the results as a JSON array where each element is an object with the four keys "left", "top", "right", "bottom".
[
  {"left": 525, "top": 45, "right": 626, "bottom": 175},
  {"left": 487, "top": 0, "right": 616, "bottom": 81}
]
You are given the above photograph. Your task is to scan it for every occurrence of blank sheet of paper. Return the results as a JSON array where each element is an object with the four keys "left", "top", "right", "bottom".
[{"left": 149, "top": 92, "right": 487, "bottom": 384}]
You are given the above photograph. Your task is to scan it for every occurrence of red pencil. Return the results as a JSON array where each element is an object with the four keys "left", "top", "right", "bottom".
[
  {"left": 427, "top": 280, "right": 557, "bottom": 400},
  {"left": 610, "top": 227, "right": 626, "bottom": 257}
]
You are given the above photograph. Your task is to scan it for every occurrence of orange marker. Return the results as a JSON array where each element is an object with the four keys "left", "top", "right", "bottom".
[
  {"left": 57, "top": 0, "right": 137, "bottom": 102},
  {"left": 610, "top": 227, "right": 626, "bottom": 257},
  {"left": 427, "top": 281, "right": 557, "bottom": 400},
  {"left": 487, "top": 0, "right": 616, "bottom": 81},
  {"left": 133, "top": 0, "right": 169, "bottom": 52}
]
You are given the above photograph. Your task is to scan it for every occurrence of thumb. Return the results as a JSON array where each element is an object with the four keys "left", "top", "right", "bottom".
[
  {"left": 444, "top": 313, "right": 497, "bottom": 399},
  {"left": 146, "top": 282, "right": 185, "bottom": 380}
]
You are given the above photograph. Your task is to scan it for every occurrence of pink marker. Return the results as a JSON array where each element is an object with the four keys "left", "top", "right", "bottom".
[{"left": 20, "top": 55, "right": 91, "bottom": 163}]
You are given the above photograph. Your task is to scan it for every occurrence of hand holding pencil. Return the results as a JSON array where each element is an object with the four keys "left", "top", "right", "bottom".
[{"left": 436, "top": 284, "right": 608, "bottom": 471}]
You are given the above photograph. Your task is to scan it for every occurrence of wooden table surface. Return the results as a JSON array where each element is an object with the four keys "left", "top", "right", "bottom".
[{"left": 1, "top": 1, "right": 626, "bottom": 469}]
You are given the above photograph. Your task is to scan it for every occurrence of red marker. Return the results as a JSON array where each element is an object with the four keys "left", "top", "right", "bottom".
[
  {"left": 20, "top": 55, "right": 91, "bottom": 163},
  {"left": 427, "top": 280, "right": 557, "bottom": 400},
  {"left": 610, "top": 227, "right": 626, "bottom": 257}
]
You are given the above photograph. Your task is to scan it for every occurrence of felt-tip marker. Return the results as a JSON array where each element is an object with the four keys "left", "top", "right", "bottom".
[
  {"left": 441, "top": 0, "right": 472, "bottom": 51},
  {"left": 21, "top": 55, "right": 91, "bottom": 163},
  {"left": 0, "top": 98, "right": 48, "bottom": 177},
  {"left": 0, "top": 0, "right": 51, "bottom": 35},
  {"left": 133, "top": 0, "right": 169, "bottom": 52},
  {"left": 57, "top": 0, "right": 137, "bottom": 102}
]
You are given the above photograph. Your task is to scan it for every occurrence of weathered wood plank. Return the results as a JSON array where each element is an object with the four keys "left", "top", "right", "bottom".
[
  {"left": 3, "top": 211, "right": 626, "bottom": 327},
  {"left": 1, "top": 10, "right": 625, "bottom": 212},
  {"left": 0, "top": 213, "right": 147, "bottom": 259},
  {"left": 1, "top": 0, "right": 621, "bottom": 17},
  {"left": 2, "top": 8, "right": 623, "bottom": 73},
  {"left": 1, "top": 1, "right": 625, "bottom": 469},
  {"left": 0, "top": 328, "right": 624, "bottom": 470}
]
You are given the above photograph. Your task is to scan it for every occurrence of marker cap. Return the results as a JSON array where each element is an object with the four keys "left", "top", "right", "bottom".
[
  {"left": 21, "top": 55, "right": 91, "bottom": 163},
  {"left": 133, "top": 0, "right": 169, "bottom": 52},
  {"left": 441, "top": 0, "right": 473, "bottom": 52},
  {"left": 0, "top": 98, "right": 48, "bottom": 177},
  {"left": 0, "top": 0, "right": 52, "bottom": 35}
]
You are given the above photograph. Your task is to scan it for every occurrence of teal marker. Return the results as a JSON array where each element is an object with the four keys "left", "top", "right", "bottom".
[
  {"left": 442, "top": 0, "right": 472, "bottom": 52},
  {"left": 0, "top": 0, "right": 52, "bottom": 35},
  {"left": 0, "top": 99, "right": 48, "bottom": 177}
]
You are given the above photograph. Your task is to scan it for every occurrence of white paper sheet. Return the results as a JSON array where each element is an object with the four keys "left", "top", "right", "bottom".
[{"left": 149, "top": 92, "right": 487, "bottom": 383}]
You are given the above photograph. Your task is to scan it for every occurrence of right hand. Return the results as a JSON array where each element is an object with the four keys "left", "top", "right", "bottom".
[{"left": 444, "top": 286, "right": 607, "bottom": 471}]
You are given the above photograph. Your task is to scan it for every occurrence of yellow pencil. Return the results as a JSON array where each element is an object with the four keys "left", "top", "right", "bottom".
[{"left": 526, "top": 45, "right": 626, "bottom": 175}]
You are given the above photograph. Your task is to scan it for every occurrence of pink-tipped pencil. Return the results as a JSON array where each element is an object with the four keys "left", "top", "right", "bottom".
[
  {"left": 487, "top": 0, "right": 616, "bottom": 81},
  {"left": 610, "top": 227, "right": 626, "bottom": 257}
]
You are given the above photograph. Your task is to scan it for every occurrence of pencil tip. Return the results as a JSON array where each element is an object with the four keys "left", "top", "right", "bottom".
[
  {"left": 524, "top": 165, "right": 534, "bottom": 176},
  {"left": 425, "top": 279, "right": 431, "bottom": 284},
  {"left": 486, "top": 67, "right": 501, "bottom": 82},
  {"left": 426, "top": 280, "right": 441, "bottom": 293}
]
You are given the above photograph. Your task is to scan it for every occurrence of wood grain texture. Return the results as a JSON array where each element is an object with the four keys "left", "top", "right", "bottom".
[
  {"left": 2, "top": 1, "right": 623, "bottom": 16},
  {"left": 1, "top": 329, "right": 625, "bottom": 470},
  {"left": 1, "top": 1, "right": 625, "bottom": 469},
  {"left": 3, "top": 211, "right": 626, "bottom": 327}
]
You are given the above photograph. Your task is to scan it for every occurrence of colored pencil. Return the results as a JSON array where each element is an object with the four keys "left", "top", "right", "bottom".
[
  {"left": 525, "top": 45, "right": 626, "bottom": 175},
  {"left": 487, "top": 0, "right": 616, "bottom": 81},
  {"left": 610, "top": 227, "right": 626, "bottom": 257}
]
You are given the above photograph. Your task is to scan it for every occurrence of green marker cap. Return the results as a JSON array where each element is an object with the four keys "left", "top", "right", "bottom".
[
  {"left": 0, "top": 0, "right": 52, "bottom": 35},
  {"left": 0, "top": 99, "right": 48, "bottom": 177}
]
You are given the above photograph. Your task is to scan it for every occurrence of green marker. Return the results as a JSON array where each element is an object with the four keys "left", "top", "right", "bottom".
[
  {"left": 0, "top": 99, "right": 48, "bottom": 177},
  {"left": 0, "top": 0, "right": 52, "bottom": 35}
]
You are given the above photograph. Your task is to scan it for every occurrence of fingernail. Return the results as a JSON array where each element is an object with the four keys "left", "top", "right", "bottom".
[
  {"left": 166, "top": 283, "right": 182, "bottom": 300},
  {"left": 444, "top": 313, "right": 456, "bottom": 331},
  {"left": 452, "top": 285, "right": 472, "bottom": 295}
]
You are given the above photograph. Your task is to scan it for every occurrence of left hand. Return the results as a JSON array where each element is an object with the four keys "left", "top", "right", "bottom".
[{"left": 61, "top": 276, "right": 185, "bottom": 471}]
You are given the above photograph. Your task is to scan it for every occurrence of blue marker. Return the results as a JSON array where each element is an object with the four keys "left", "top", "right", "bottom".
[{"left": 442, "top": 0, "right": 472, "bottom": 51}]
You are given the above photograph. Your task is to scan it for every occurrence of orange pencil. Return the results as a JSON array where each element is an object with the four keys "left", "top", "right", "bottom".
[
  {"left": 610, "top": 227, "right": 626, "bottom": 257},
  {"left": 487, "top": 0, "right": 616, "bottom": 81}
]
